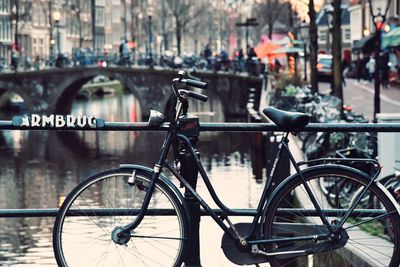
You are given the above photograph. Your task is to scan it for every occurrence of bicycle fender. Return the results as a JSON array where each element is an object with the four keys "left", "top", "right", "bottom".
[
  {"left": 376, "top": 181, "right": 400, "bottom": 215},
  {"left": 119, "top": 164, "right": 186, "bottom": 207}
]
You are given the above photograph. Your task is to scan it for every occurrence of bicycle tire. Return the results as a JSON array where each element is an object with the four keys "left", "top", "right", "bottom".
[
  {"left": 263, "top": 165, "right": 400, "bottom": 267},
  {"left": 53, "top": 167, "right": 189, "bottom": 267}
]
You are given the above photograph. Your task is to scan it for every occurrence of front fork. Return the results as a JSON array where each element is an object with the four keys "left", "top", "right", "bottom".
[
  {"left": 110, "top": 167, "right": 162, "bottom": 245},
  {"left": 112, "top": 132, "right": 174, "bottom": 243}
]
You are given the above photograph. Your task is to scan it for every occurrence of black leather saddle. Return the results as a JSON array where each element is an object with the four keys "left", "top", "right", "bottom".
[{"left": 263, "top": 107, "right": 310, "bottom": 130}]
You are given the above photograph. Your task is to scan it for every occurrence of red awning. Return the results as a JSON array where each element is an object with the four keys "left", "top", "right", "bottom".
[{"left": 254, "top": 42, "right": 285, "bottom": 60}]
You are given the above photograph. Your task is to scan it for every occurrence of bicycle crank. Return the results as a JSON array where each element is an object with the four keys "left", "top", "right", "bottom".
[{"left": 221, "top": 223, "right": 268, "bottom": 265}]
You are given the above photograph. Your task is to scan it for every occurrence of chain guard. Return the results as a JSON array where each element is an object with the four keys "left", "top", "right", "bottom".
[
  {"left": 222, "top": 223, "right": 349, "bottom": 263},
  {"left": 221, "top": 223, "right": 268, "bottom": 265},
  {"left": 274, "top": 228, "right": 350, "bottom": 260}
]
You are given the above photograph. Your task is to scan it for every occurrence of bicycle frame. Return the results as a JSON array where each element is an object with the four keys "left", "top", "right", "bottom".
[{"left": 122, "top": 96, "right": 385, "bottom": 255}]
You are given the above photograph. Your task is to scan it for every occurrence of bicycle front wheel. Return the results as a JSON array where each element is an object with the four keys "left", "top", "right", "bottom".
[
  {"left": 53, "top": 168, "right": 189, "bottom": 267},
  {"left": 263, "top": 166, "right": 400, "bottom": 267}
]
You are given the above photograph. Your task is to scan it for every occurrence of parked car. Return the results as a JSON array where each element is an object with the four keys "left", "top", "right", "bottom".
[{"left": 317, "top": 54, "right": 333, "bottom": 82}]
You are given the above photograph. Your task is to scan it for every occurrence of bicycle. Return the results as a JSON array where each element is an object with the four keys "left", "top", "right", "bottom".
[{"left": 53, "top": 70, "right": 400, "bottom": 267}]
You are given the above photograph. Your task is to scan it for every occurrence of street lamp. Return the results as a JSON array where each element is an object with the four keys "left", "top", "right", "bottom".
[
  {"left": 298, "top": 21, "right": 309, "bottom": 81},
  {"left": 368, "top": 0, "right": 392, "bottom": 122},
  {"left": 53, "top": 11, "right": 61, "bottom": 55},
  {"left": 147, "top": 2, "right": 153, "bottom": 66}
]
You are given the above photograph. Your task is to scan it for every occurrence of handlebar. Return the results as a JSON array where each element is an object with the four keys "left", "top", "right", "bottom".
[
  {"left": 187, "top": 90, "right": 208, "bottom": 102},
  {"left": 178, "top": 89, "right": 208, "bottom": 102},
  {"left": 172, "top": 70, "right": 208, "bottom": 102},
  {"left": 182, "top": 78, "right": 208, "bottom": 90}
]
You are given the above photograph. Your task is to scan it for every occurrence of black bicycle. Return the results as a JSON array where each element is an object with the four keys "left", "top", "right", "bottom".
[{"left": 53, "top": 71, "right": 400, "bottom": 267}]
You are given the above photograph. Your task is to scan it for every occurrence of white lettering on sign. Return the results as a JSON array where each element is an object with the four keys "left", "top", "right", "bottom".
[
  {"left": 19, "top": 114, "right": 97, "bottom": 128},
  {"left": 42, "top": 114, "right": 54, "bottom": 126}
]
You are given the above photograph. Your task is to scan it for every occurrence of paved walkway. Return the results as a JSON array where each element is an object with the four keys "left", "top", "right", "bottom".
[{"left": 320, "top": 78, "right": 400, "bottom": 121}]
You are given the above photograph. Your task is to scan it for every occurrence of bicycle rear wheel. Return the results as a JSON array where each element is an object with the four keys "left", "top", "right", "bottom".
[
  {"left": 53, "top": 168, "right": 189, "bottom": 267},
  {"left": 263, "top": 166, "right": 400, "bottom": 267}
]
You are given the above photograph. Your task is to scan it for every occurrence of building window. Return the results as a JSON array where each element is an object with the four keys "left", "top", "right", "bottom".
[
  {"left": 95, "top": 6, "right": 104, "bottom": 27},
  {"left": 319, "top": 30, "right": 327, "bottom": 42},
  {"left": 112, "top": 7, "right": 120, "bottom": 23},
  {"left": 343, "top": 28, "right": 351, "bottom": 41},
  {"left": 0, "top": 20, "right": 3, "bottom": 41}
]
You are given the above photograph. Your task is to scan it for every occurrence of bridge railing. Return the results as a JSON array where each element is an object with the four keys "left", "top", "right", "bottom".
[
  {"left": 1, "top": 120, "right": 399, "bottom": 209},
  {"left": 1, "top": 117, "right": 399, "bottom": 219},
  {"left": 1, "top": 117, "right": 400, "bottom": 266}
]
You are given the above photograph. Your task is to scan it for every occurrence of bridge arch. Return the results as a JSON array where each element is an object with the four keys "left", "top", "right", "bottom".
[
  {"left": 0, "top": 67, "right": 263, "bottom": 120},
  {"left": 52, "top": 70, "right": 147, "bottom": 120},
  {"left": 0, "top": 81, "right": 33, "bottom": 115}
]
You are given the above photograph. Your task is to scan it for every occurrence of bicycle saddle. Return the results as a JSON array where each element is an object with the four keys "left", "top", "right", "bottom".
[{"left": 263, "top": 107, "right": 310, "bottom": 130}]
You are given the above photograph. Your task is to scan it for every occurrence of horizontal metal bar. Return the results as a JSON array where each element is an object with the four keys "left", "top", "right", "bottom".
[
  {"left": 2, "top": 120, "right": 400, "bottom": 132},
  {"left": 274, "top": 208, "right": 387, "bottom": 217},
  {"left": 201, "top": 122, "right": 400, "bottom": 132},
  {"left": 0, "top": 208, "right": 254, "bottom": 218},
  {"left": 0, "top": 208, "right": 387, "bottom": 218}
]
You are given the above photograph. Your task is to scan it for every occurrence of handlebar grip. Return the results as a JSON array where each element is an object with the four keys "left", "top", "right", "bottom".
[
  {"left": 187, "top": 91, "right": 208, "bottom": 102},
  {"left": 184, "top": 78, "right": 208, "bottom": 89}
]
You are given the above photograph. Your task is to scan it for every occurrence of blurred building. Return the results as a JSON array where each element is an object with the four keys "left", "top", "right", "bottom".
[
  {"left": 316, "top": 3, "right": 352, "bottom": 62},
  {"left": 0, "top": 0, "right": 12, "bottom": 64},
  {"left": 350, "top": 0, "right": 400, "bottom": 56},
  {"left": 5, "top": 0, "right": 135, "bottom": 63}
]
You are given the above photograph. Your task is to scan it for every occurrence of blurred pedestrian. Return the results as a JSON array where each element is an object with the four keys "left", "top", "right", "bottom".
[
  {"left": 341, "top": 59, "right": 349, "bottom": 86},
  {"left": 247, "top": 46, "right": 257, "bottom": 59},
  {"left": 11, "top": 51, "right": 18, "bottom": 71},
  {"left": 203, "top": 44, "right": 212, "bottom": 59},
  {"left": 380, "top": 53, "right": 390, "bottom": 89},
  {"left": 238, "top": 48, "right": 244, "bottom": 60},
  {"left": 24, "top": 55, "right": 32, "bottom": 70},
  {"left": 34, "top": 55, "right": 41, "bottom": 70},
  {"left": 220, "top": 49, "right": 228, "bottom": 61},
  {"left": 203, "top": 44, "right": 212, "bottom": 67},
  {"left": 274, "top": 59, "right": 282, "bottom": 73},
  {"left": 366, "top": 55, "right": 375, "bottom": 82},
  {"left": 119, "top": 39, "right": 129, "bottom": 66}
]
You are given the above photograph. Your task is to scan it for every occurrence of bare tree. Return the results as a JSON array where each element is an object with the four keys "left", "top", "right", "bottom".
[
  {"left": 10, "top": 0, "right": 33, "bottom": 50},
  {"left": 164, "top": 0, "right": 205, "bottom": 55},
  {"left": 253, "top": 0, "right": 286, "bottom": 41},
  {"left": 33, "top": 0, "right": 54, "bottom": 58},
  {"left": 331, "top": 0, "right": 343, "bottom": 113},
  {"left": 65, "top": 0, "right": 91, "bottom": 49},
  {"left": 154, "top": 0, "right": 172, "bottom": 52}
]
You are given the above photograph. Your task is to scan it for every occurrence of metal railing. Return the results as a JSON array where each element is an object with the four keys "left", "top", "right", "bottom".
[
  {"left": 2, "top": 116, "right": 400, "bottom": 266},
  {"left": 3, "top": 118, "right": 400, "bottom": 132},
  {"left": 0, "top": 117, "right": 399, "bottom": 220}
]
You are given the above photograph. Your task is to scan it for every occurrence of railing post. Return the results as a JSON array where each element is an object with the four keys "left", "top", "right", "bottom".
[{"left": 179, "top": 114, "right": 202, "bottom": 266}]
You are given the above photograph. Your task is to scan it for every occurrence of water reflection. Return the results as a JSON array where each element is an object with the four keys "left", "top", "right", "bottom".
[{"left": 0, "top": 93, "right": 265, "bottom": 266}]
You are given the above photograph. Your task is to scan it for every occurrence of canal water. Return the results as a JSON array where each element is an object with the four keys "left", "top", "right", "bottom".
[{"left": 0, "top": 93, "right": 269, "bottom": 266}]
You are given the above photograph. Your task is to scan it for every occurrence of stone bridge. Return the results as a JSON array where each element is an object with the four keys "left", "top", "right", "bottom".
[{"left": 0, "top": 67, "right": 263, "bottom": 119}]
